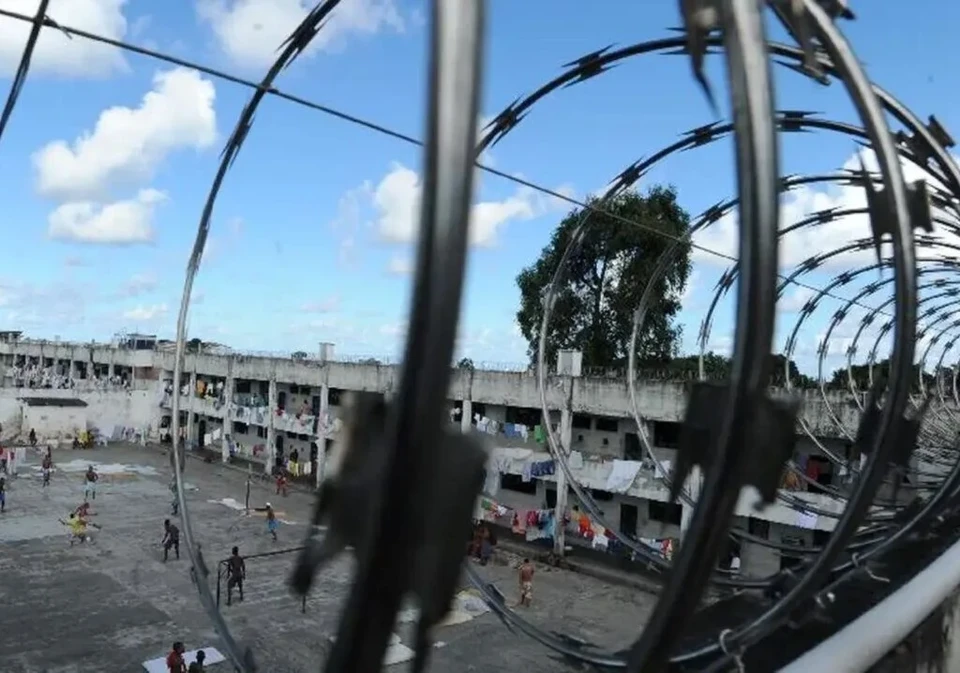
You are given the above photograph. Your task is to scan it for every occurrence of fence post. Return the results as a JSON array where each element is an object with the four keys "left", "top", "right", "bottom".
[
  {"left": 245, "top": 474, "right": 251, "bottom": 514},
  {"left": 215, "top": 563, "right": 222, "bottom": 608}
]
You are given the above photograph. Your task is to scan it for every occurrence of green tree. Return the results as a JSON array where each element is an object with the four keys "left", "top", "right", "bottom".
[
  {"left": 516, "top": 187, "right": 692, "bottom": 368},
  {"left": 457, "top": 357, "right": 475, "bottom": 370}
]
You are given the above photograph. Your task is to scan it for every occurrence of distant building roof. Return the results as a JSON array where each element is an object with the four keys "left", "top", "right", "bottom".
[{"left": 20, "top": 397, "right": 89, "bottom": 408}]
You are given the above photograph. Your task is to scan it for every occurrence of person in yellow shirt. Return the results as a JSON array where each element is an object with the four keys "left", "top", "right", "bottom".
[{"left": 60, "top": 512, "right": 100, "bottom": 545}]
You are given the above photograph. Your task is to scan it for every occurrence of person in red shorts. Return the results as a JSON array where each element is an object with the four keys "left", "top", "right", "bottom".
[{"left": 166, "top": 641, "right": 186, "bottom": 673}]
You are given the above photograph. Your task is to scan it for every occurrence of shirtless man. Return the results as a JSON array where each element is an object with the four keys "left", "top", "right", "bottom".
[
  {"left": 83, "top": 465, "right": 98, "bottom": 502},
  {"left": 226, "top": 546, "right": 246, "bottom": 606},
  {"left": 518, "top": 558, "right": 534, "bottom": 607},
  {"left": 41, "top": 451, "right": 53, "bottom": 487},
  {"left": 265, "top": 502, "right": 278, "bottom": 541},
  {"left": 162, "top": 519, "right": 180, "bottom": 562}
]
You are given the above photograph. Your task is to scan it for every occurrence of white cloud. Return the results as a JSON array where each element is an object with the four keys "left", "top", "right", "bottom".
[
  {"left": 119, "top": 272, "right": 157, "bottom": 297},
  {"left": 780, "top": 286, "right": 814, "bottom": 312},
  {"left": 122, "top": 303, "right": 168, "bottom": 321},
  {"left": 364, "top": 162, "right": 564, "bottom": 247},
  {"left": 47, "top": 188, "right": 166, "bottom": 244},
  {"left": 301, "top": 295, "right": 340, "bottom": 313},
  {"left": 0, "top": 0, "right": 129, "bottom": 77},
  {"left": 197, "top": 0, "right": 405, "bottom": 70},
  {"left": 33, "top": 67, "right": 217, "bottom": 201},
  {"left": 386, "top": 254, "right": 413, "bottom": 276},
  {"left": 692, "top": 149, "right": 960, "bottom": 270}
]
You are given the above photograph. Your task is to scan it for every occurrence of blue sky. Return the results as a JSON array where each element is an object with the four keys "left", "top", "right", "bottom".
[{"left": 0, "top": 0, "right": 958, "bottom": 376}]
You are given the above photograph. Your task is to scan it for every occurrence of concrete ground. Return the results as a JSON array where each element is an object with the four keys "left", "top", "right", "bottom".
[{"left": 0, "top": 443, "right": 655, "bottom": 672}]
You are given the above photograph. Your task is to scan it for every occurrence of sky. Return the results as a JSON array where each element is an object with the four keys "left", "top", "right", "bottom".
[{"left": 0, "top": 0, "right": 959, "bottom": 377}]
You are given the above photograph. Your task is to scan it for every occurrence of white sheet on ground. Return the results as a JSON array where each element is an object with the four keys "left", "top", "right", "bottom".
[
  {"left": 142, "top": 647, "right": 226, "bottom": 672},
  {"left": 384, "top": 633, "right": 415, "bottom": 666}
]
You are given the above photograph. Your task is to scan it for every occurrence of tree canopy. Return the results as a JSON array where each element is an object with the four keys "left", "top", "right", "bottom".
[
  {"left": 828, "top": 359, "right": 935, "bottom": 391},
  {"left": 516, "top": 186, "right": 692, "bottom": 369}
]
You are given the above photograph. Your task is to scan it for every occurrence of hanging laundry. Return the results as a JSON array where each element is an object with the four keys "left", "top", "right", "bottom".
[
  {"left": 568, "top": 451, "right": 584, "bottom": 469},
  {"left": 605, "top": 460, "right": 641, "bottom": 493},
  {"left": 534, "top": 425, "right": 546, "bottom": 444},
  {"left": 530, "top": 460, "right": 556, "bottom": 477},
  {"left": 525, "top": 510, "right": 539, "bottom": 529},
  {"left": 485, "top": 420, "right": 499, "bottom": 436},
  {"left": 521, "top": 463, "right": 533, "bottom": 483},
  {"left": 512, "top": 512, "right": 525, "bottom": 534},
  {"left": 519, "top": 425, "right": 529, "bottom": 441}
]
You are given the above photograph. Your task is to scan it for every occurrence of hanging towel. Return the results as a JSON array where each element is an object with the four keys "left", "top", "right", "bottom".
[
  {"left": 519, "top": 425, "right": 529, "bottom": 441},
  {"left": 568, "top": 451, "right": 584, "bottom": 469},
  {"left": 521, "top": 463, "right": 533, "bottom": 483},
  {"left": 534, "top": 425, "right": 546, "bottom": 444},
  {"left": 605, "top": 460, "right": 642, "bottom": 493}
]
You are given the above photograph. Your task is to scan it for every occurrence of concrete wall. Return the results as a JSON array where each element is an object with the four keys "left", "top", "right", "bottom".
[
  {"left": 0, "top": 388, "right": 158, "bottom": 441},
  {"left": 22, "top": 406, "right": 87, "bottom": 440},
  {"left": 0, "top": 340, "right": 869, "bottom": 436}
]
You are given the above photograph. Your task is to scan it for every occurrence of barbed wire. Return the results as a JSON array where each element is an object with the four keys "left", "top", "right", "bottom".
[{"left": 4, "top": 2, "right": 960, "bottom": 673}]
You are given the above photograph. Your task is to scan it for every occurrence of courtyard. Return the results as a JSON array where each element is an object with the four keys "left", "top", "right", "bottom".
[{"left": 0, "top": 444, "right": 654, "bottom": 672}]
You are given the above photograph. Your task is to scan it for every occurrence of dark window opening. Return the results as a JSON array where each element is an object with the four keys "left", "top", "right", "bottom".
[
  {"left": 545, "top": 488, "right": 557, "bottom": 508},
  {"left": 648, "top": 500, "right": 682, "bottom": 525},
  {"left": 471, "top": 402, "right": 487, "bottom": 422},
  {"left": 257, "top": 426, "right": 266, "bottom": 439},
  {"left": 329, "top": 388, "right": 343, "bottom": 406},
  {"left": 233, "top": 422, "right": 248, "bottom": 434},
  {"left": 748, "top": 517, "right": 770, "bottom": 539},
  {"left": 624, "top": 432, "right": 643, "bottom": 460},
  {"left": 591, "top": 489, "right": 614, "bottom": 501},
  {"left": 500, "top": 473, "right": 537, "bottom": 495},
  {"left": 505, "top": 406, "right": 539, "bottom": 426},
  {"left": 572, "top": 413, "right": 591, "bottom": 430},
  {"left": 813, "top": 529, "right": 830, "bottom": 547},
  {"left": 277, "top": 391, "right": 287, "bottom": 410},
  {"left": 235, "top": 380, "right": 251, "bottom": 394},
  {"left": 620, "top": 503, "right": 638, "bottom": 537},
  {"left": 595, "top": 417, "right": 618, "bottom": 433},
  {"left": 653, "top": 421, "right": 681, "bottom": 448}
]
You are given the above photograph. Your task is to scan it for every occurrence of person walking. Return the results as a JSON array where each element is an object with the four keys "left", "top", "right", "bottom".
[
  {"left": 83, "top": 465, "right": 99, "bottom": 502},
  {"left": 226, "top": 546, "right": 246, "bottom": 606},
  {"left": 265, "top": 502, "right": 279, "bottom": 542},
  {"left": 162, "top": 519, "right": 180, "bottom": 562}
]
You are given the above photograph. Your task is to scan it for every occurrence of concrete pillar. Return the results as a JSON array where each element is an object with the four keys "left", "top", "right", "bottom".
[
  {"left": 186, "top": 371, "right": 197, "bottom": 446},
  {"left": 222, "top": 373, "right": 235, "bottom": 463},
  {"left": 680, "top": 465, "right": 704, "bottom": 540},
  {"left": 267, "top": 378, "right": 277, "bottom": 472},
  {"left": 554, "top": 407, "right": 573, "bottom": 556},
  {"left": 68, "top": 360, "right": 77, "bottom": 381},
  {"left": 460, "top": 399, "right": 473, "bottom": 434},
  {"left": 315, "top": 383, "right": 329, "bottom": 488}
]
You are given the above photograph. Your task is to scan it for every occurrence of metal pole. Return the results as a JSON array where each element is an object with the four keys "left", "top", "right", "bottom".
[
  {"left": 216, "top": 564, "right": 222, "bottom": 608},
  {"left": 301, "top": 594, "right": 306, "bottom": 614},
  {"left": 245, "top": 474, "right": 251, "bottom": 515}
]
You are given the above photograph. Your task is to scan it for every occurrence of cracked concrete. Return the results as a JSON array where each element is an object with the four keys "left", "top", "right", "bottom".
[{"left": 0, "top": 444, "right": 654, "bottom": 672}]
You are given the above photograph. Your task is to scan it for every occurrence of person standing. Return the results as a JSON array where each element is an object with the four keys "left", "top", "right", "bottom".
[
  {"left": 166, "top": 641, "right": 187, "bottom": 673},
  {"left": 162, "top": 519, "right": 180, "bottom": 562},
  {"left": 289, "top": 448, "right": 300, "bottom": 478},
  {"left": 0, "top": 475, "right": 6, "bottom": 513},
  {"left": 169, "top": 479, "right": 180, "bottom": 516},
  {"left": 41, "top": 451, "right": 53, "bottom": 487},
  {"left": 517, "top": 558, "right": 534, "bottom": 607},
  {"left": 226, "top": 546, "right": 246, "bottom": 606},
  {"left": 265, "top": 502, "right": 278, "bottom": 542},
  {"left": 83, "top": 465, "right": 98, "bottom": 502}
]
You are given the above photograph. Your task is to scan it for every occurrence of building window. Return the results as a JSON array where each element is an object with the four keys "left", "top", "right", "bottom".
[
  {"left": 591, "top": 489, "right": 614, "bottom": 501},
  {"left": 235, "top": 380, "right": 251, "bottom": 394},
  {"left": 545, "top": 488, "right": 557, "bottom": 508},
  {"left": 648, "top": 500, "right": 682, "bottom": 525},
  {"left": 595, "top": 417, "right": 618, "bottom": 433},
  {"left": 572, "top": 413, "right": 591, "bottom": 430},
  {"left": 329, "top": 388, "right": 342, "bottom": 406},
  {"left": 653, "top": 421, "right": 681, "bottom": 448},
  {"left": 624, "top": 432, "right": 643, "bottom": 460},
  {"left": 232, "top": 422, "right": 248, "bottom": 434},
  {"left": 257, "top": 426, "right": 266, "bottom": 439},
  {"left": 500, "top": 473, "right": 537, "bottom": 495}
]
